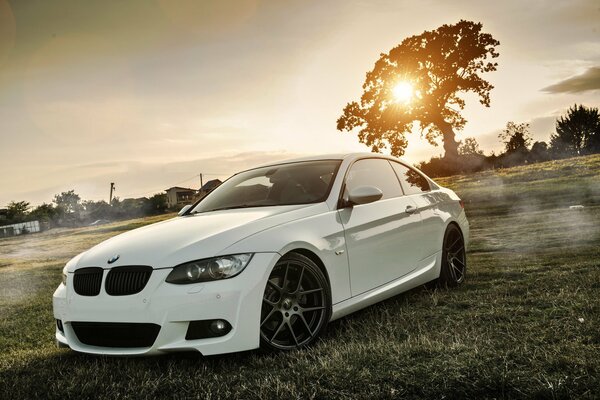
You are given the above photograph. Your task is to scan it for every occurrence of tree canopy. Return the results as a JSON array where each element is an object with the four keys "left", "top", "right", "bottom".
[
  {"left": 53, "top": 190, "right": 82, "bottom": 214},
  {"left": 499, "top": 122, "right": 531, "bottom": 154},
  {"left": 458, "top": 137, "right": 484, "bottom": 156},
  {"left": 6, "top": 201, "right": 30, "bottom": 222},
  {"left": 337, "top": 20, "right": 499, "bottom": 159},
  {"left": 550, "top": 104, "right": 600, "bottom": 156}
]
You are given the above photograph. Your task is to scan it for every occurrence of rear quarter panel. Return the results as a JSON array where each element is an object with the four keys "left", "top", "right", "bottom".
[{"left": 435, "top": 187, "right": 470, "bottom": 249}]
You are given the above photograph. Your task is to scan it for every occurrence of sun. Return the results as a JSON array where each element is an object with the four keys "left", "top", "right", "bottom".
[{"left": 392, "top": 81, "right": 413, "bottom": 103}]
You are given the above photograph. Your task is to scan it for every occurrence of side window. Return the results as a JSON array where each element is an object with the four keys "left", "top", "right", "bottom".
[
  {"left": 390, "top": 162, "right": 430, "bottom": 195},
  {"left": 344, "top": 159, "right": 403, "bottom": 200}
]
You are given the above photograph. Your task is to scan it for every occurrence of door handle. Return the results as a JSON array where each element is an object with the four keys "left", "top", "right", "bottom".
[{"left": 405, "top": 205, "right": 417, "bottom": 214}]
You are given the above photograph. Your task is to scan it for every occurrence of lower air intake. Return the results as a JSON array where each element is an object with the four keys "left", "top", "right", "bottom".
[{"left": 71, "top": 322, "right": 161, "bottom": 348}]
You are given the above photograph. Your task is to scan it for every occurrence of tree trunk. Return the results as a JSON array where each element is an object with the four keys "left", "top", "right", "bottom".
[{"left": 437, "top": 120, "right": 459, "bottom": 160}]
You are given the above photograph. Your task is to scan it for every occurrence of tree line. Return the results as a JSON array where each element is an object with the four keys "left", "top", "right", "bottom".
[
  {"left": 2, "top": 191, "right": 169, "bottom": 230},
  {"left": 6, "top": 102, "right": 596, "bottom": 230},
  {"left": 417, "top": 104, "right": 600, "bottom": 177}
]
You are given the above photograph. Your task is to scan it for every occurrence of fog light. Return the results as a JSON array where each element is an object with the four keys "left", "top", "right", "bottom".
[
  {"left": 186, "top": 319, "right": 232, "bottom": 340},
  {"left": 56, "top": 319, "right": 64, "bottom": 333},
  {"left": 210, "top": 320, "right": 227, "bottom": 334}
]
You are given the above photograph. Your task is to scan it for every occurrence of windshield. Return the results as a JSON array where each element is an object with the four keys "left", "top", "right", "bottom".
[{"left": 189, "top": 160, "right": 342, "bottom": 213}]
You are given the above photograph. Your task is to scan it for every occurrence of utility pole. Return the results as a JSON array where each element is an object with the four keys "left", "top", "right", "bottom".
[
  {"left": 109, "top": 182, "right": 115, "bottom": 204},
  {"left": 199, "top": 173, "right": 203, "bottom": 190}
]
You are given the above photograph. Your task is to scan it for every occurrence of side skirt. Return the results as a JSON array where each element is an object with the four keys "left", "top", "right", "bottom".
[{"left": 330, "top": 251, "right": 441, "bottom": 321}]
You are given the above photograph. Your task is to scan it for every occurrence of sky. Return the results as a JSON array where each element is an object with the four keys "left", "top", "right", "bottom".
[{"left": 0, "top": 0, "right": 599, "bottom": 206}]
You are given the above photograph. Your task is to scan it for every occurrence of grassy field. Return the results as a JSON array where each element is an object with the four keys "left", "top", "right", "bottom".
[{"left": 1, "top": 155, "right": 600, "bottom": 399}]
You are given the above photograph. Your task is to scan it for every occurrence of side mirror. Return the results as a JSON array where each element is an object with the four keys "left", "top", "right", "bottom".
[
  {"left": 178, "top": 204, "right": 192, "bottom": 216},
  {"left": 347, "top": 185, "right": 383, "bottom": 206}
]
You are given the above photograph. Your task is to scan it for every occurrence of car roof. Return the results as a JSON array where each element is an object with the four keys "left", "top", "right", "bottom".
[
  {"left": 252, "top": 152, "right": 411, "bottom": 169},
  {"left": 246, "top": 152, "right": 439, "bottom": 190}
]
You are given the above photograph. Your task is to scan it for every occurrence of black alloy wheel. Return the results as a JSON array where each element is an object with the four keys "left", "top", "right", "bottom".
[
  {"left": 439, "top": 224, "right": 466, "bottom": 287},
  {"left": 260, "top": 253, "right": 331, "bottom": 351}
]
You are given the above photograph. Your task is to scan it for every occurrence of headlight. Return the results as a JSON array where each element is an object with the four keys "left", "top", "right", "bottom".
[
  {"left": 61, "top": 266, "right": 67, "bottom": 285},
  {"left": 166, "top": 254, "right": 253, "bottom": 284}
]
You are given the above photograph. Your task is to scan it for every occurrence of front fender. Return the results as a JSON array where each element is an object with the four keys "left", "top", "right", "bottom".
[{"left": 219, "top": 209, "right": 351, "bottom": 305}]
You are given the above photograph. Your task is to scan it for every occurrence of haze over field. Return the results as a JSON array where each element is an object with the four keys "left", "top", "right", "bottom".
[
  {"left": 0, "top": 0, "right": 599, "bottom": 205},
  {"left": 2, "top": 154, "right": 600, "bottom": 398}
]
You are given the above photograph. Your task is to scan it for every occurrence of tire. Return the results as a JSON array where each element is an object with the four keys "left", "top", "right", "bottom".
[
  {"left": 438, "top": 224, "right": 466, "bottom": 288},
  {"left": 259, "top": 252, "right": 331, "bottom": 351}
]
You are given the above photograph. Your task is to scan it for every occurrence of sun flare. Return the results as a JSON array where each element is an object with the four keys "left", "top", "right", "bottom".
[{"left": 392, "top": 81, "right": 413, "bottom": 103}]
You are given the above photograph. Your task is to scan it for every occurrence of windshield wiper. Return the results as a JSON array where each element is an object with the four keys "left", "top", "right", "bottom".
[
  {"left": 206, "top": 205, "right": 253, "bottom": 212},
  {"left": 194, "top": 204, "right": 268, "bottom": 213},
  {"left": 191, "top": 203, "right": 284, "bottom": 214}
]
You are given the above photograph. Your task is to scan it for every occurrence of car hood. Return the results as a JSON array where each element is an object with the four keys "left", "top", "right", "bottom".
[{"left": 68, "top": 203, "right": 328, "bottom": 272}]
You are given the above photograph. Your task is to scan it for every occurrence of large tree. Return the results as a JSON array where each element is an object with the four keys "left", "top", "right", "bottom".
[
  {"left": 53, "top": 190, "right": 83, "bottom": 215},
  {"left": 337, "top": 20, "right": 499, "bottom": 159},
  {"left": 550, "top": 104, "right": 600, "bottom": 156},
  {"left": 30, "top": 203, "right": 59, "bottom": 227},
  {"left": 6, "top": 201, "right": 30, "bottom": 222}
]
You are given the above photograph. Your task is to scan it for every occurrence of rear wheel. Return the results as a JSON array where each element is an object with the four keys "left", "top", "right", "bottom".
[
  {"left": 438, "top": 224, "right": 466, "bottom": 287},
  {"left": 260, "top": 253, "right": 331, "bottom": 351}
]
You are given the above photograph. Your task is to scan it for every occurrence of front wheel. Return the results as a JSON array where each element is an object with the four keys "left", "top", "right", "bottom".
[
  {"left": 438, "top": 224, "right": 466, "bottom": 287},
  {"left": 260, "top": 253, "right": 331, "bottom": 351}
]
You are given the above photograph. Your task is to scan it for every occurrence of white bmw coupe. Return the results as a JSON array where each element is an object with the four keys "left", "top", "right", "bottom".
[{"left": 53, "top": 153, "right": 469, "bottom": 355}]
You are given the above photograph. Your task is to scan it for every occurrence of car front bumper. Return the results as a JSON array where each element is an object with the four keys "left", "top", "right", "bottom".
[{"left": 53, "top": 252, "right": 279, "bottom": 356}]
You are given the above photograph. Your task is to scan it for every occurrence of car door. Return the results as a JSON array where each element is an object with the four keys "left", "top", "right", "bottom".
[
  {"left": 390, "top": 161, "right": 445, "bottom": 258},
  {"left": 337, "top": 158, "right": 425, "bottom": 297}
]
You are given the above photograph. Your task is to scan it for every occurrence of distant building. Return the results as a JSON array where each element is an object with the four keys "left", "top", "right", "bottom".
[
  {"left": 165, "top": 187, "right": 197, "bottom": 208},
  {"left": 0, "top": 220, "right": 41, "bottom": 238},
  {"left": 190, "top": 179, "right": 222, "bottom": 204},
  {"left": 199, "top": 179, "right": 222, "bottom": 198},
  {"left": 165, "top": 180, "right": 222, "bottom": 209}
]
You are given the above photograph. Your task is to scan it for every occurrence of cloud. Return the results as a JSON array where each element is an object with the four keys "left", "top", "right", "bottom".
[{"left": 542, "top": 66, "right": 600, "bottom": 93}]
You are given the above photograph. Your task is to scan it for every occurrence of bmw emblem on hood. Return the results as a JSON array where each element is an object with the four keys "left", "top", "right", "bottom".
[{"left": 107, "top": 255, "right": 120, "bottom": 264}]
